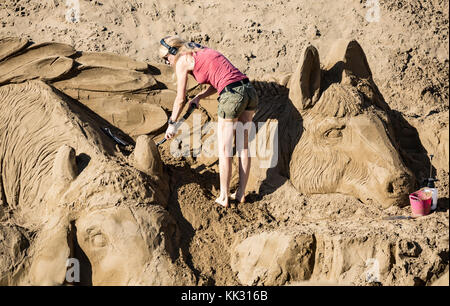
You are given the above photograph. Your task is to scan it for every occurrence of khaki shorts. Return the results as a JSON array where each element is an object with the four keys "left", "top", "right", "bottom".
[{"left": 217, "top": 82, "right": 258, "bottom": 119}]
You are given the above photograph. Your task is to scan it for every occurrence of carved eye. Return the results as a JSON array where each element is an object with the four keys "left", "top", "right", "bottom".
[
  {"left": 92, "top": 233, "right": 107, "bottom": 248},
  {"left": 324, "top": 127, "right": 344, "bottom": 138},
  {"left": 86, "top": 227, "right": 107, "bottom": 248}
]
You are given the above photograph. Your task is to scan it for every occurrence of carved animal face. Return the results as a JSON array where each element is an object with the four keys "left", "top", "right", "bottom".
[
  {"left": 74, "top": 205, "right": 184, "bottom": 285},
  {"left": 288, "top": 40, "right": 414, "bottom": 207},
  {"left": 27, "top": 205, "right": 189, "bottom": 286},
  {"left": 25, "top": 141, "right": 192, "bottom": 285}
]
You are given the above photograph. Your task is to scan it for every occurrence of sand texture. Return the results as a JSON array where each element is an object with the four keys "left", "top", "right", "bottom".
[{"left": 0, "top": 0, "right": 448, "bottom": 286}]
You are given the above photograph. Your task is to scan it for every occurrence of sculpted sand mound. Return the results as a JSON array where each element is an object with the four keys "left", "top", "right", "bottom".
[
  {"left": 0, "top": 37, "right": 168, "bottom": 138},
  {"left": 0, "top": 80, "right": 193, "bottom": 285}
]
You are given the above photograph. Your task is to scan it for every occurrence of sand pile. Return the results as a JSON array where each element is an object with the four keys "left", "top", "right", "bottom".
[{"left": 0, "top": 0, "right": 448, "bottom": 286}]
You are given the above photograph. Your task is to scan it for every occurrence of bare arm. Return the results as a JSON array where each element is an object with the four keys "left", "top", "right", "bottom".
[{"left": 170, "top": 57, "right": 190, "bottom": 122}]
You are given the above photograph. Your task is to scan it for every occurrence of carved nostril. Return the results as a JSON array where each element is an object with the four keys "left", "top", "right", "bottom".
[{"left": 387, "top": 182, "right": 394, "bottom": 194}]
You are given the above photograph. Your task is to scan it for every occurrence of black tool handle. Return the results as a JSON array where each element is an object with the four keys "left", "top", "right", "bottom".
[
  {"left": 182, "top": 103, "right": 198, "bottom": 120},
  {"left": 156, "top": 138, "right": 167, "bottom": 146}
]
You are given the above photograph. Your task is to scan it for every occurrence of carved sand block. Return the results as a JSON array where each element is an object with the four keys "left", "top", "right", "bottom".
[
  {"left": 231, "top": 218, "right": 447, "bottom": 285},
  {"left": 0, "top": 80, "right": 194, "bottom": 285},
  {"left": 148, "top": 63, "right": 197, "bottom": 91},
  {"left": 75, "top": 51, "right": 149, "bottom": 71},
  {"left": 50, "top": 63, "right": 168, "bottom": 137},
  {"left": 132, "top": 135, "right": 165, "bottom": 180},
  {"left": 0, "top": 42, "right": 76, "bottom": 75},
  {"left": 0, "top": 37, "right": 29, "bottom": 61},
  {"left": 35, "top": 43, "right": 202, "bottom": 141},
  {"left": 231, "top": 229, "right": 388, "bottom": 286},
  {"left": 140, "top": 89, "right": 178, "bottom": 111},
  {"left": 52, "top": 66, "right": 157, "bottom": 92},
  {"left": 230, "top": 230, "right": 315, "bottom": 285},
  {"left": 0, "top": 56, "right": 73, "bottom": 85},
  {"left": 75, "top": 94, "right": 167, "bottom": 137}
]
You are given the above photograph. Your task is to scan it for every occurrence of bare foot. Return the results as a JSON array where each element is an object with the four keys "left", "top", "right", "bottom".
[
  {"left": 230, "top": 190, "right": 246, "bottom": 203},
  {"left": 215, "top": 195, "right": 229, "bottom": 208}
]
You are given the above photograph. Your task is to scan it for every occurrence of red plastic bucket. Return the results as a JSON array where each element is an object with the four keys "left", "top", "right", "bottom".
[{"left": 409, "top": 190, "right": 432, "bottom": 216}]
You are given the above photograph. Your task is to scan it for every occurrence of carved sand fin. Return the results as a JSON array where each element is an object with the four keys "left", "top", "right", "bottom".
[
  {"left": 76, "top": 51, "right": 149, "bottom": 71},
  {"left": 0, "top": 42, "right": 76, "bottom": 76},
  {"left": 51, "top": 66, "right": 157, "bottom": 92},
  {"left": 133, "top": 135, "right": 163, "bottom": 177},
  {"left": 0, "top": 56, "right": 73, "bottom": 86},
  {"left": 0, "top": 37, "right": 29, "bottom": 62},
  {"left": 324, "top": 39, "right": 372, "bottom": 80},
  {"left": 66, "top": 95, "right": 168, "bottom": 137},
  {"left": 52, "top": 145, "right": 78, "bottom": 183},
  {"left": 288, "top": 45, "right": 321, "bottom": 111}
]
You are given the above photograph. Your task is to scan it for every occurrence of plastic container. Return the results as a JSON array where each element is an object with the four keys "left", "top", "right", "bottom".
[
  {"left": 421, "top": 187, "right": 438, "bottom": 211},
  {"left": 409, "top": 190, "right": 432, "bottom": 217}
]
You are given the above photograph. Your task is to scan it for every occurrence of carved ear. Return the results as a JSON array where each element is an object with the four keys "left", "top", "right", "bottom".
[
  {"left": 27, "top": 146, "right": 77, "bottom": 284},
  {"left": 29, "top": 215, "right": 73, "bottom": 285},
  {"left": 324, "top": 39, "right": 372, "bottom": 80},
  {"left": 288, "top": 45, "right": 321, "bottom": 111},
  {"left": 53, "top": 145, "right": 78, "bottom": 183},
  {"left": 133, "top": 135, "right": 163, "bottom": 177}
]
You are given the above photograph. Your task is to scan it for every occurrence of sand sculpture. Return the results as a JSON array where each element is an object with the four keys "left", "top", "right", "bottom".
[
  {"left": 0, "top": 45, "right": 194, "bottom": 284},
  {"left": 0, "top": 37, "right": 446, "bottom": 286},
  {"left": 0, "top": 37, "right": 415, "bottom": 209},
  {"left": 287, "top": 40, "right": 415, "bottom": 208}
]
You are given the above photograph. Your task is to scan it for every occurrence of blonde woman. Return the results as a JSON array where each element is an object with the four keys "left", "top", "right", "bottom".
[{"left": 159, "top": 35, "right": 258, "bottom": 208}]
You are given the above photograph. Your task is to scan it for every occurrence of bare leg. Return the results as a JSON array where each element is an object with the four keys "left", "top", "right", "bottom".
[
  {"left": 215, "top": 117, "right": 237, "bottom": 207},
  {"left": 231, "top": 110, "right": 255, "bottom": 203}
]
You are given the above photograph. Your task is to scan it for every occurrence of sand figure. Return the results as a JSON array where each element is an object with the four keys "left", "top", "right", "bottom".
[
  {"left": 0, "top": 81, "right": 194, "bottom": 285},
  {"left": 0, "top": 37, "right": 169, "bottom": 138},
  {"left": 286, "top": 40, "right": 415, "bottom": 207},
  {"left": 158, "top": 35, "right": 258, "bottom": 208},
  {"left": 242, "top": 40, "right": 415, "bottom": 208}
]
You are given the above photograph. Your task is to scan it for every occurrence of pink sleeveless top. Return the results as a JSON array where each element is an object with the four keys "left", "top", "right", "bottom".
[{"left": 192, "top": 48, "right": 247, "bottom": 94}]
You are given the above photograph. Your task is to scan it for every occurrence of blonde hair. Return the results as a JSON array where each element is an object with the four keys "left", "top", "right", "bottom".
[{"left": 158, "top": 35, "right": 204, "bottom": 64}]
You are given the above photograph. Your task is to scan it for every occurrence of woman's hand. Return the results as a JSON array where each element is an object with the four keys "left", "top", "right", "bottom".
[{"left": 165, "top": 122, "right": 177, "bottom": 139}]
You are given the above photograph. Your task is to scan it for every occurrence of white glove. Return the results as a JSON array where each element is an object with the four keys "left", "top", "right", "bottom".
[{"left": 165, "top": 122, "right": 177, "bottom": 139}]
